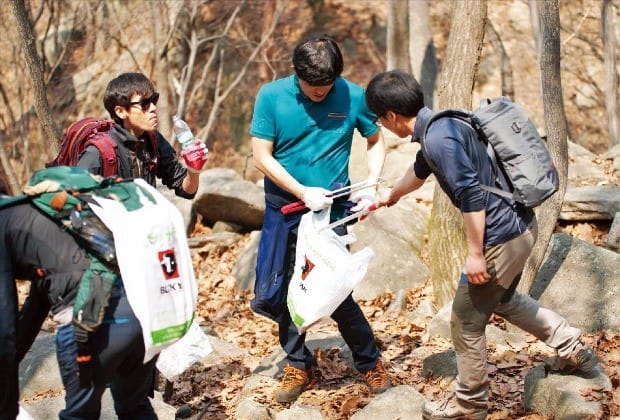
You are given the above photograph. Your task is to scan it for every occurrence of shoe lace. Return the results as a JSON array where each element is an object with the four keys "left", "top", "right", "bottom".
[
  {"left": 574, "top": 347, "right": 589, "bottom": 364},
  {"left": 365, "top": 361, "right": 387, "bottom": 388},
  {"left": 438, "top": 393, "right": 456, "bottom": 410},
  {"left": 280, "top": 366, "right": 308, "bottom": 391}
]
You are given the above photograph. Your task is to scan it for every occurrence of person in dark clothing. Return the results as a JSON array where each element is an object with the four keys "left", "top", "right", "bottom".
[
  {"left": 250, "top": 37, "right": 390, "bottom": 403},
  {"left": 77, "top": 72, "right": 207, "bottom": 197},
  {"left": 0, "top": 202, "right": 158, "bottom": 420},
  {"left": 365, "top": 70, "right": 599, "bottom": 420}
]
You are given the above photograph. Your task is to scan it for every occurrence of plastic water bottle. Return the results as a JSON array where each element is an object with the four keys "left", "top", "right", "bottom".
[
  {"left": 69, "top": 209, "right": 117, "bottom": 264},
  {"left": 173, "top": 115, "right": 195, "bottom": 149}
]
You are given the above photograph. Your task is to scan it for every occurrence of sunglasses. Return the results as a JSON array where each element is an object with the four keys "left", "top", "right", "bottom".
[{"left": 127, "top": 92, "right": 159, "bottom": 111}]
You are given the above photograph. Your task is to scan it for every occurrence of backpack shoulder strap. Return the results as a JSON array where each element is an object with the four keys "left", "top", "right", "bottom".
[
  {"left": 421, "top": 108, "right": 518, "bottom": 201},
  {"left": 84, "top": 135, "right": 118, "bottom": 178},
  {"left": 147, "top": 131, "right": 159, "bottom": 155},
  {"left": 420, "top": 109, "right": 473, "bottom": 172},
  {"left": 423, "top": 109, "right": 473, "bottom": 136}
]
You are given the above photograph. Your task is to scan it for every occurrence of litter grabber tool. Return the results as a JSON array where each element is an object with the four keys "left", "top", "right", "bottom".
[
  {"left": 318, "top": 203, "right": 378, "bottom": 232},
  {"left": 280, "top": 179, "right": 382, "bottom": 215}
]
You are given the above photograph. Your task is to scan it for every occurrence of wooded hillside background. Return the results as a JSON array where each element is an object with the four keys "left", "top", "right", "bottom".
[{"left": 1, "top": 0, "right": 617, "bottom": 193}]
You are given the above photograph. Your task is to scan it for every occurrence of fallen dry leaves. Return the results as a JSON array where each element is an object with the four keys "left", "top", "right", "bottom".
[
  {"left": 15, "top": 219, "right": 617, "bottom": 418},
  {"left": 159, "top": 222, "right": 620, "bottom": 419}
]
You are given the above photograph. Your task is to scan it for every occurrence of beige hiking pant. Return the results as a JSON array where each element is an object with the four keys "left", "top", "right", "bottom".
[{"left": 451, "top": 228, "right": 582, "bottom": 405}]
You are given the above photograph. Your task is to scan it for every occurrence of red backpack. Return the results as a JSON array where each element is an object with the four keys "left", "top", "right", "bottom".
[{"left": 47, "top": 117, "right": 158, "bottom": 178}]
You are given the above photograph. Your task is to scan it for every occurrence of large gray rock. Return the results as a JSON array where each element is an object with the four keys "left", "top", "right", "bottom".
[
  {"left": 350, "top": 199, "right": 430, "bottom": 300},
  {"left": 232, "top": 230, "right": 261, "bottom": 290},
  {"left": 274, "top": 403, "right": 324, "bottom": 420},
  {"left": 193, "top": 168, "right": 265, "bottom": 230},
  {"left": 20, "top": 334, "right": 174, "bottom": 417},
  {"left": 422, "top": 349, "right": 458, "bottom": 380},
  {"left": 21, "top": 390, "right": 176, "bottom": 420},
  {"left": 560, "top": 186, "right": 620, "bottom": 220},
  {"left": 607, "top": 211, "right": 620, "bottom": 251},
  {"left": 19, "top": 334, "right": 62, "bottom": 399},
  {"left": 426, "top": 303, "right": 452, "bottom": 341},
  {"left": 524, "top": 364, "right": 611, "bottom": 419},
  {"left": 157, "top": 185, "right": 195, "bottom": 234},
  {"left": 236, "top": 397, "right": 272, "bottom": 420},
  {"left": 532, "top": 233, "right": 620, "bottom": 332},
  {"left": 350, "top": 385, "right": 425, "bottom": 419}
]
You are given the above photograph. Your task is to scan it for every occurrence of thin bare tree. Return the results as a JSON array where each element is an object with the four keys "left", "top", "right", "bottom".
[
  {"left": 529, "top": 0, "right": 542, "bottom": 59},
  {"left": 428, "top": 0, "right": 487, "bottom": 309},
  {"left": 0, "top": 133, "right": 20, "bottom": 195},
  {"left": 387, "top": 0, "right": 411, "bottom": 72},
  {"left": 518, "top": 0, "right": 569, "bottom": 294},
  {"left": 485, "top": 18, "right": 514, "bottom": 99},
  {"left": 408, "top": 0, "right": 438, "bottom": 107},
  {"left": 10, "top": 0, "right": 61, "bottom": 153},
  {"left": 196, "top": 1, "right": 288, "bottom": 144},
  {"left": 149, "top": 0, "right": 178, "bottom": 139},
  {"left": 603, "top": 0, "right": 620, "bottom": 148},
  {"left": 258, "top": 0, "right": 276, "bottom": 83}
]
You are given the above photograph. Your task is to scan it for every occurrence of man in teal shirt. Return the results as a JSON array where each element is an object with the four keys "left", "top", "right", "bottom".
[{"left": 251, "top": 36, "right": 390, "bottom": 403}]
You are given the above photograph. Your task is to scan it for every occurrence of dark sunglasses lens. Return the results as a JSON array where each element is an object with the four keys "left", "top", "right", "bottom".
[{"left": 140, "top": 92, "right": 159, "bottom": 109}]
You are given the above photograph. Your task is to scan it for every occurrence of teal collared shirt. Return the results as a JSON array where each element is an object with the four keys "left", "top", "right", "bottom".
[{"left": 250, "top": 75, "right": 379, "bottom": 189}]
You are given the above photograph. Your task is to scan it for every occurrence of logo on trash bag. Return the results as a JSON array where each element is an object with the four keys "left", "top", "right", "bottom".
[
  {"left": 301, "top": 255, "right": 315, "bottom": 280},
  {"left": 158, "top": 248, "right": 179, "bottom": 280}
]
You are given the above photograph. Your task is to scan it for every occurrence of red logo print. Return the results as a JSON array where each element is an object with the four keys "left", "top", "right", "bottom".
[
  {"left": 301, "top": 255, "right": 315, "bottom": 280},
  {"left": 158, "top": 249, "right": 179, "bottom": 280}
]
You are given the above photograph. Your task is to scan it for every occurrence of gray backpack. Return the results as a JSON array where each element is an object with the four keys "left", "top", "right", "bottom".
[{"left": 423, "top": 97, "right": 559, "bottom": 207}]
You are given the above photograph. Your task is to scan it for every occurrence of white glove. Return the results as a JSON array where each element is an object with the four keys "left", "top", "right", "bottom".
[
  {"left": 301, "top": 187, "right": 333, "bottom": 212},
  {"left": 350, "top": 183, "right": 377, "bottom": 213}
]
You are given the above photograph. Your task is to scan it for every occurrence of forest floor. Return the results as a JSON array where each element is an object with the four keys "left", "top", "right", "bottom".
[
  {"left": 163, "top": 158, "right": 620, "bottom": 419},
  {"left": 165, "top": 219, "right": 619, "bottom": 420},
  {"left": 15, "top": 160, "right": 619, "bottom": 419}
]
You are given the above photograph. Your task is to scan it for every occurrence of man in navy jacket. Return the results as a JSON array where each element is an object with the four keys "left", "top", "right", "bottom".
[{"left": 365, "top": 70, "right": 598, "bottom": 420}]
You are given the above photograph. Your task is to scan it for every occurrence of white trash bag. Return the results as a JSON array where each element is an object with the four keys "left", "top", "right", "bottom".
[
  {"left": 90, "top": 179, "right": 197, "bottom": 362},
  {"left": 287, "top": 208, "right": 374, "bottom": 334},
  {"left": 156, "top": 319, "right": 213, "bottom": 380}
]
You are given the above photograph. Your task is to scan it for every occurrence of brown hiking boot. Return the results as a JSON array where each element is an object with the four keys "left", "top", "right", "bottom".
[
  {"left": 544, "top": 340, "right": 599, "bottom": 375},
  {"left": 275, "top": 365, "right": 315, "bottom": 403},
  {"left": 422, "top": 394, "right": 488, "bottom": 420},
  {"left": 364, "top": 360, "right": 392, "bottom": 394}
]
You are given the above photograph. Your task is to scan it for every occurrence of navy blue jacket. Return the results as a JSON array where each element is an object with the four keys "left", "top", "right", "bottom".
[{"left": 412, "top": 107, "right": 532, "bottom": 246}]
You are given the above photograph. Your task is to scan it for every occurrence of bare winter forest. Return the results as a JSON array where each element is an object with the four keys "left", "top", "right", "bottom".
[{"left": 2, "top": 1, "right": 619, "bottom": 419}]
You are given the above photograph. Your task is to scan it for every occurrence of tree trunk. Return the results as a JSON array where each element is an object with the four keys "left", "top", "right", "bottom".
[
  {"left": 259, "top": 0, "right": 276, "bottom": 83},
  {"left": 518, "top": 0, "right": 568, "bottom": 294},
  {"left": 429, "top": 0, "right": 487, "bottom": 310},
  {"left": 485, "top": 18, "right": 514, "bottom": 99},
  {"left": 0, "top": 136, "right": 20, "bottom": 195},
  {"left": 10, "top": 0, "right": 61, "bottom": 154},
  {"left": 387, "top": 0, "right": 411, "bottom": 72},
  {"left": 150, "top": 1, "right": 172, "bottom": 141},
  {"left": 603, "top": 0, "right": 620, "bottom": 148},
  {"left": 528, "top": 0, "right": 542, "bottom": 59},
  {"left": 408, "top": 0, "right": 438, "bottom": 107}
]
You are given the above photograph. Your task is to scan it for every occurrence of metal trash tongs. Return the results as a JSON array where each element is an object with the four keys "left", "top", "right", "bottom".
[
  {"left": 317, "top": 203, "right": 378, "bottom": 232},
  {"left": 280, "top": 179, "right": 383, "bottom": 215}
]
